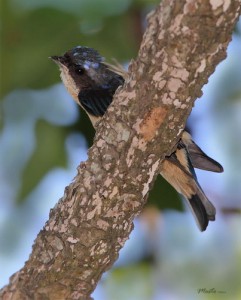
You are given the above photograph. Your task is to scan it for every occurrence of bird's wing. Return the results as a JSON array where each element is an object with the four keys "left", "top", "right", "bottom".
[
  {"left": 182, "top": 131, "right": 223, "bottom": 173},
  {"left": 78, "top": 88, "right": 113, "bottom": 117}
]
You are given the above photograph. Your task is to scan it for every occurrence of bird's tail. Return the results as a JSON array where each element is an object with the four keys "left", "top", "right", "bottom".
[
  {"left": 185, "top": 187, "right": 216, "bottom": 231},
  {"left": 160, "top": 143, "right": 217, "bottom": 231}
]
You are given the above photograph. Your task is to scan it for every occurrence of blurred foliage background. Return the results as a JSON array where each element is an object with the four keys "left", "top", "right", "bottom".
[{"left": 1, "top": 0, "right": 241, "bottom": 299}]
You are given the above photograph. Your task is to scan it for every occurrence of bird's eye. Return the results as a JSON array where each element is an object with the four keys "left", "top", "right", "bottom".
[{"left": 75, "top": 67, "right": 85, "bottom": 75}]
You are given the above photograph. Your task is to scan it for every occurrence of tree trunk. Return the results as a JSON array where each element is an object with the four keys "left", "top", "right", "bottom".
[{"left": 1, "top": 0, "right": 241, "bottom": 299}]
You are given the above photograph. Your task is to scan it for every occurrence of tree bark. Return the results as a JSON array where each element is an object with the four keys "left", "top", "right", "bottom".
[{"left": 1, "top": 0, "right": 241, "bottom": 299}]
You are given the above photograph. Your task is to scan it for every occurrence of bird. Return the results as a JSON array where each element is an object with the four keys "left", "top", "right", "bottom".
[{"left": 51, "top": 46, "right": 223, "bottom": 231}]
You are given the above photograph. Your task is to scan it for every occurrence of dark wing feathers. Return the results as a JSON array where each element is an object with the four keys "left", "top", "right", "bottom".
[
  {"left": 188, "top": 141, "right": 223, "bottom": 173},
  {"left": 182, "top": 131, "right": 223, "bottom": 173},
  {"left": 78, "top": 68, "right": 124, "bottom": 117},
  {"left": 78, "top": 88, "right": 114, "bottom": 117}
]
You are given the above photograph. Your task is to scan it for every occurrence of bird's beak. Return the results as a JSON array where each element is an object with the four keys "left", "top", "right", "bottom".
[{"left": 49, "top": 55, "right": 66, "bottom": 66}]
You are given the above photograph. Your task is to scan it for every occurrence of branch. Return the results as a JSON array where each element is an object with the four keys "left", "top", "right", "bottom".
[{"left": 2, "top": 0, "right": 240, "bottom": 299}]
